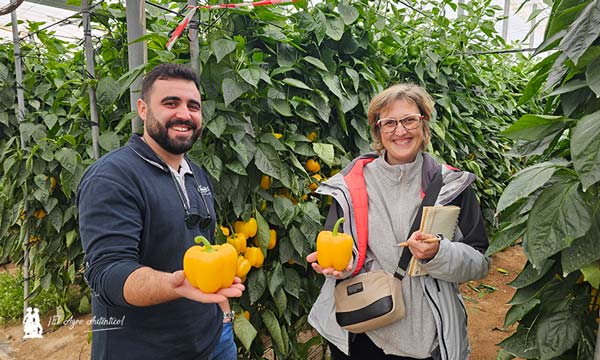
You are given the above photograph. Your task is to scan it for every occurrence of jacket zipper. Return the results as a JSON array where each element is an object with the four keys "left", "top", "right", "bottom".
[{"left": 424, "top": 282, "right": 449, "bottom": 360}]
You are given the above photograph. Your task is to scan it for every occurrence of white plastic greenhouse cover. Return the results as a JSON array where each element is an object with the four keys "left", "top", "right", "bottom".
[{"left": 0, "top": 0, "right": 548, "bottom": 47}]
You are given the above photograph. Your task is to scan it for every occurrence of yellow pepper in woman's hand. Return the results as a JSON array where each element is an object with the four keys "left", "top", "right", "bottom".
[
  {"left": 244, "top": 246, "right": 265, "bottom": 268},
  {"left": 184, "top": 236, "right": 237, "bottom": 293},
  {"left": 316, "top": 217, "right": 353, "bottom": 271}
]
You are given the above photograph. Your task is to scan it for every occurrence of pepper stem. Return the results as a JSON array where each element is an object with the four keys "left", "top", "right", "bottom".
[
  {"left": 194, "top": 236, "right": 215, "bottom": 252},
  {"left": 332, "top": 217, "right": 345, "bottom": 236}
]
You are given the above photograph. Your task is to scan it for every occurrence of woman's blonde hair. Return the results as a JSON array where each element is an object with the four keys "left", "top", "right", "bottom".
[{"left": 367, "top": 83, "right": 434, "bottom": 154}]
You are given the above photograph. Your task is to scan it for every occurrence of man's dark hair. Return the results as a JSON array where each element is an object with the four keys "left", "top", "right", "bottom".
[{"left": 141, "top": 63, "right": 199, "bottom": 101}]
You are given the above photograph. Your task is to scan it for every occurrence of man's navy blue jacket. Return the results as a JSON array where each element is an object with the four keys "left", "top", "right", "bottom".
[{"left": 78, "top": 134, "right": 221, "bottom": 360}]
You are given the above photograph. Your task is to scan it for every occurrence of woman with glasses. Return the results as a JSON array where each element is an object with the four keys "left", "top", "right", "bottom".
[{"left": 307, "top": 83, "right": 489, "bottom": 359}]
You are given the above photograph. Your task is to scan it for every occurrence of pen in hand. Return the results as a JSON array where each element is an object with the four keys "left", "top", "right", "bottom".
[{"left": 396, "top": 237, "right": 441, "bottom": 247}]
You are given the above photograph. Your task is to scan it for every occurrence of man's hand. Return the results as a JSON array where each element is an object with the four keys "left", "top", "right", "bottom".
[
  {"left": 306, "top": 252, "right": 352, "bottom": 278},
  {"left": 170, "top": 271, "right": 244, "bottom": 304},
  {"left": 406, "top": 231, "right": 440, "bottom": 261}
]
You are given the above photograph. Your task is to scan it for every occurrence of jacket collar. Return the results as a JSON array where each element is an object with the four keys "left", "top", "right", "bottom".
[{"left": 127, "top": 134, "right": 171, "bottom": 173}]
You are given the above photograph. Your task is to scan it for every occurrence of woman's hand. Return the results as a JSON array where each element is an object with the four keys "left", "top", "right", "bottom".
[
  {"left": 406, "top": 231, "right": 440, "bottom": 261},
  {"left": 306, "top": 252, "right": 352, "bottom": 278}
]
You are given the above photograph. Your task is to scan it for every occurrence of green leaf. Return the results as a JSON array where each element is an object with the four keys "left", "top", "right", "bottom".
[
  {"left": 206, "top": 115, "right": 227, "bottom": 138},
  {"left": 65, "top": 229, "right": 77, "bottom": 248},
  {"left": 586, "top": 57, "right": 600, "bottom": 97},
  {"left": 535, "top": 311, "right": 581, "bottom": 359},
  {"left": 524, "top": 180, "right": 592, "bottom": 267},
  {"left": 558, "top": 0, "right": 600, "bottom": 65},
  {"left": 498, "top": 327, "right": 539, "bottom": 358},
  {"left": 260, "top": 309, "right": 286, "bottom": 354},
  {"left": 302, "top": 56, "right": 328, "bottom": 71},
  {"left": 255, "top": 143, "right": 291, "bottom": 188},
  {"left": 224, "top": 161, "right": 247, "bottom": 175},
  {"left": 283, "top": 267, "right": 301, "bottom": 299},
  {"left": 272, "top": 287, "right": 287, "bottom": 318},
  {"left": 502, "top": 114, "right": 568, "bottom": 141},
  {"left": 254, "top": 211, "right": 270, "bottom": 255},
  {"left": 55, "top": 148, "right": 78, "bottom": 174},
  {"left": 289, "top": 226, "right": 306, "bottom": 256},
  {"left": 274, "top": 197, "right": 295, "bottom": 227},
  {"left": 238, "top": 68, "right": 261, "bottom": 88},
  {"left": 571, "top": 110, "right": 600, "bottom": 190},
  {"left": 98, "top": 131, "right": 120, "bottom": 152},
  {"left": 282, "top": 78, "right": 312, "bottom": 90},
  {"left": 269, "top": 98, "right": 293, "bottom": 117},
  {"left": 509, "top": 259, "right": 555, "bottom": 289},
  {"left": 212, "top": 38, "right": 237, "bottom": 63},
  {"left": 222, "top": 78, "right": 244, "bottom": 106},
  {"left": 504, "top": 298, "right": 540, "bottom": 327},
  {"left": 233, "top": 313, "right": 257, "bottom": 351},
  {"left": 322, "top": 74, "right": 343, "bottom": 100},
  {"left": 325, "top": 16, "right": 344, "bottom": 41},
  {"left": 581, "top": 262, "right": 600, "bottom": 288},
  {"left": 96, "top": 77, "right": 119, "bottom": 107},
  {"left": 248, "top": 268, "right": 267, "bottom": 304},
  {"left": 561, "top": 200, "right": 600, "bottom": 274},
  {"left": 338, "top": 1, "right": 359, "bottom": 25},
  {"left": 43, "top": 113, "right": 58, "bottom": 129},
  {"left": 312, "top": 143, "right": 335, "bottom": 166},
  {"left": 486, "top": 218, "right": 527, "bottom": 256},
  {"left": 268, "top": 262, "right": 285, "bottom": 297},
  {"left": 496, "top": 162, "right": 558, "bottom": 214},
  {"left": 48, "top": 206, "right": 63, "bottom": 232},
  {"left": 203, "top": 154, "right": 223, "bottom": 181}
]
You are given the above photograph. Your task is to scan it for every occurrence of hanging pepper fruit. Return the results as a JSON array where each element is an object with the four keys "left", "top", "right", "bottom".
[
  {"left": 268, "top": 229, "right": 277, "bottom": 249},
  {"left": 227, "top": 233, "right": 247, "bottom": 254},
  {"left": 234, "top": 218, "right": 258, "bottom": 238},
  {"left": 183, "top": 236, "right": 237, "bottom": 293},
  {"left": 244, "top": 247, "right": 265, "bottom": 268},
  {"left": 316, "top": 217, "right": 353, "bottom": 271},
  {"left": 236, "top": 255, "right": 251, "bottom": 278}
]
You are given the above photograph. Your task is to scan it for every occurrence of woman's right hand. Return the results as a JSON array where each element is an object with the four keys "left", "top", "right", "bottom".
[{"left": 306, "top": 252, "right": 352, "bottom": 278}]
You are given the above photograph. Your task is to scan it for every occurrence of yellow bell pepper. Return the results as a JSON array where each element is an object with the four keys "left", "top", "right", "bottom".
[
  {"left": 236, "top": 255, "right": 251, "bottom": 278},
  {"left": 227, "top": 233, "right": 247, "bottom": 254},
  {"left": 234, "top": 218, "right": 258, "bottom": 238},
  {"left": 268, "top": 229, "right": 277, "bottom": 249},
  {"left": 244, "top": 246, "right": 265, "bottom": 268},
  {"left": 183, "top": 236, "right": 237, "bottom": 293},
  {"left": 316, "top": 217, "right": 353, "bottom": 271},
  {"left": 252, "top": 229, "right": 277, "bottom": 250},
  {"left": 220, "top": 225, "right": 230, "bottom": 236}
]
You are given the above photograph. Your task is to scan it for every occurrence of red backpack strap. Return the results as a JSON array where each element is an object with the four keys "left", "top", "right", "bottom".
[{"left": 343, "top": 158, "right": 375, "bottom": 276}]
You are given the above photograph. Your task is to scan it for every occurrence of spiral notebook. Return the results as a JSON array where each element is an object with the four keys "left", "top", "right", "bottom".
[{"left": 407, "top": 205, "right": 461, "bottom": 276}]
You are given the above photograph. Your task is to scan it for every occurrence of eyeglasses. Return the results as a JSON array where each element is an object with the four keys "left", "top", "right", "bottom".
[{"left": 376, "top": 114, "right": 424, "bottom": 133}]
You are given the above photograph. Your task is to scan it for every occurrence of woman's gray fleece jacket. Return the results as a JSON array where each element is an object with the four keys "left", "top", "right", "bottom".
[{"left": 307, "top": 152, "right": 490, "bottom": 359}]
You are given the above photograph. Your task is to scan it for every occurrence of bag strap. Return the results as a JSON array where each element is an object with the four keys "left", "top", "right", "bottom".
[{"left": 394, "top": 166, "right": 443, "bottom": 280}]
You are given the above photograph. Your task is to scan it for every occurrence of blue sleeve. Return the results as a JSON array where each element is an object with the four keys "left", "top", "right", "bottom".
[{"left": 78, "top": 174, "right": 145, "bottom": 308}]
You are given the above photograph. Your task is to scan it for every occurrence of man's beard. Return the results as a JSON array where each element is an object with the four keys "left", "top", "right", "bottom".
[{"left": 145, "top": 109, "right": 201, "bottom": 155}]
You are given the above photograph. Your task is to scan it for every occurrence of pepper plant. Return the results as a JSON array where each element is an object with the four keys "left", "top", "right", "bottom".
[
  {"left": 0, "top": 0, "right": 541, "bottom": 358},
  {"left": 490, "top": 0, "right": 600, "bottom": 358}
]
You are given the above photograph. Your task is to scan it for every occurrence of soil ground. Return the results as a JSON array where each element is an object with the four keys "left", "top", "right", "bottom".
[{"left": 0, "top": 245, "right": 527, "bottom": 360}]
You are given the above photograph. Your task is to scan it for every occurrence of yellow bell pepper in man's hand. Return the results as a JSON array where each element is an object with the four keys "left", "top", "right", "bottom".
[
  {"left": 316, "top": 217, "right": 353, "bottom": 271},
  {"left": 184, "top": 236, "right": 237, "bottom": 293}
]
